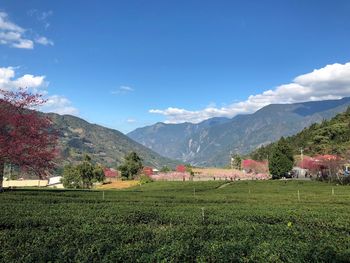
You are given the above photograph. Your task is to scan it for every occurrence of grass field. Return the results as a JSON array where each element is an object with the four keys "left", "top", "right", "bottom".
[{"left": 0, "top": 180, "right": 349, "bottom": 262}]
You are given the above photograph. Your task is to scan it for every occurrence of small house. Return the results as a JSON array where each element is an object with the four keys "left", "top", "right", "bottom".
[
  {"left": 104, "top": 168, "right": 119, "bottom": 182},
  {"left": 292, "top": 167, "right": 308, "bottom": 179},
  {"left": 143, "top": 166, "right": 153, "bottom": 176},
  {"left": 47, "top": 176, "right": 64, "bottom": 188}
]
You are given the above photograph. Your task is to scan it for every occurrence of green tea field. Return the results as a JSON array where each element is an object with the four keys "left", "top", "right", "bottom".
[{"left": 1, "top": 181, "right": 349, "bottom": 262}]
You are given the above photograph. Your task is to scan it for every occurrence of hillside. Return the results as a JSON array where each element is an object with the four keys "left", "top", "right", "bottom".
[
  {"left": 128, "top": 97, "right": 350, "bottom": 167},
  {"left": 47, "top": 113, "right": 178, "bottom": 173},
  {"left": 250, "top": 107, "right": 350, "bottom": 160},
  {"left": 128, "top": 117, "right": 230, "bottom": 161}
]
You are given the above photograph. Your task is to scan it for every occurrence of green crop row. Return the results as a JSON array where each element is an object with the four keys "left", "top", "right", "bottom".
[{"left": 0, "top": 181, "right": 349, "bottom": 262}]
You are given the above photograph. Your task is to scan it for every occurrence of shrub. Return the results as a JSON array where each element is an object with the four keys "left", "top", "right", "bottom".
[{"left": 139, "top": 175, "right": 153, "bottom": 185}]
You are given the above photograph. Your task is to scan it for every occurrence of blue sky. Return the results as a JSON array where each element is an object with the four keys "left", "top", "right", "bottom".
[{"left": 1, "top": 1, "right": 350, "bottom": 133}]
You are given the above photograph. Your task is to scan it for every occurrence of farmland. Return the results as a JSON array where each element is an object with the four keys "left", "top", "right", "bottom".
[{"left": 0, "top": 181, "right": 349, "bottom": 262}]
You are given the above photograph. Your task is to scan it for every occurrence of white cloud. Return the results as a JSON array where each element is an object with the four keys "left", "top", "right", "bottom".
[
  {"left": 13, "top": 74, "right": 47, "bottom": 92},
  {"left": 35, "top": 36, "right": 54, "bottom": 46},
  {"left": 0, "top": 12, "right": 24, "bottom": 32},
  {"left": 12, "top": 39, "right": 34, "bottom": 49},
  {"left": 126, "top": 118, "right": 137, "bottom": 123},
  {"left": 0, "top": 66, "right": 46, "bottom": 92},
  {"left": 150, "top": 61, "right": 350, "bottom": 123},
  {"left": 0, "top": 11, "right": 53, "bottom": 49},
  {"left": 41, "top": 95, "right": 79, "bottom": 115},
  {"left": 120, "top": 86, "right": 134, "bottom": 91},
  {"left": 111, "top": 85, "right": 134, "bottom": 94},
  {"left": 0, "top": 66, "right": 78, "bottom": 115}
]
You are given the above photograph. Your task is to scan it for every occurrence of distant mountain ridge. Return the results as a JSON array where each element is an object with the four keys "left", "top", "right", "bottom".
[
  {"left": 128, "top": 117, "right": 230, "bottom": 161},
  {"left": 47, "top": 113, "right": 179, "bottom": 172},
  {"left": 250, "top": 107, "right": 350, "bottom": 160},
  {"left": 128, "top": 97, "right": 350, "bottom": 167}
]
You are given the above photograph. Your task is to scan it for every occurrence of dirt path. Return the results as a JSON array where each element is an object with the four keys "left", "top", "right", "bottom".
[
  {"left": 97, "top": 181, "right": 139, "bottom": 189},
  {"left": 217, "top": 182, "right": 232, "bottom": 189}
]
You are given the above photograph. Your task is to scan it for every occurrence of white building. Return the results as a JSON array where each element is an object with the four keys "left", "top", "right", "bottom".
[{"left": 47, "top": 176, "right": 64, "bottom": 189}]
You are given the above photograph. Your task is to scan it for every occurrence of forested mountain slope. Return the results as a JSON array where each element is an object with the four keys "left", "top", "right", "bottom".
[
  {"left": 250, "top": 107, "right": 350, "bottom": 160},
  {"left": 48, "top": 113, "right": 179, "bottom": 173}
]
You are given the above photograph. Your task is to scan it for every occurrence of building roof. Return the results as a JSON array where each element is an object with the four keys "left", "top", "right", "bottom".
[{"left": 104, "top": 168, "right": 118, "bottom": 178}]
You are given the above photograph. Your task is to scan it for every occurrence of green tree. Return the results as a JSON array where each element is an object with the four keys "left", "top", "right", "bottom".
[
  {"left": 119, "top": 152, "right": 143, "bottom": 180},
  {"left": 185, "top": 164, "right": 195, "bottom": 180},
  {"left": 62, "top": 155, "right": 105, "bottom": 189},
  {"left": 93, "top": 165, "right": 105, "bottom": 182},
  {"left": 269, "top": 137, "right": 294, "bottom": 179},
  {"left": 231, "top": 154, "right": 242, "bottom": 169},
  {"left": 160, "top": 166, "right": 171, "bottom": 173},
  {"left": 77, "top": 155, "right": 95, "bottom": 188},
  {"left": 62, "top": 165, "right": 82, "bottom": 189}
]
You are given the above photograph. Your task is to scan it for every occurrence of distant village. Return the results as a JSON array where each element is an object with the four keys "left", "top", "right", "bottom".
[{"left": 4, "top": 152, "right": 350, "bottom": 190}]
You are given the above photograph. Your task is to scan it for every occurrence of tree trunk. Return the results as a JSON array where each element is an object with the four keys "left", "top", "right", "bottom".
[{"left": 0, "top": 161, "right": 4, "bottom": 192}]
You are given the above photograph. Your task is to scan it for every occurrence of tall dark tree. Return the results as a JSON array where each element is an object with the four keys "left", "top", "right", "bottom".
[
  {"left": 0, "top": 89, "right": 58, "bottom": 191},
  {"left": 119, "top": 151, "right": 143, "bottom": 180},
  {"left": 269, "top": 137, "right": 294, "bottom": 179}
]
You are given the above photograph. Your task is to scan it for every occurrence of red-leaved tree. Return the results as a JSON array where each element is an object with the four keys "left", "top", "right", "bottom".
[
  {"left": 242, "top": 159, "right": 269, "bottom": 174},
  {"left": 298, "top": 156, "right": 320, "bottom": 175},
  {"left": 176, "top": 165, "right": 186, "bottom": 173},
  {"left": 315, "top": 155, "right": 344, "bottom": 179},
  {"left": 0, "top": 89, "right": 58, "bottom": 191},
  {"left": 299, "top": 155, "right": 343, "bottom": 179}
]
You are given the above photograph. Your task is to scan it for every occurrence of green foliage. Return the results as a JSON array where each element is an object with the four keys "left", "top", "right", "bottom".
[
  {"left": 62, "top": 165, "right": 82, "bottom": 189},
  {"left": 269, "top": 138, "right": 294, "bottom": 179},
  {"left": 77, "top": 155, "right": 95, "bottom": 188},
  {"left": 251, "top": 107, "right": 350, "bottom": 159},
  {"left": 0, "top": 181, "right": 350, "bottom": 262},
  {"left": 93, "top": 165, "right": 105, "bottom": 182},
  {"left": 185, "top": 164, "right": 195, "bottom": 177},
  {"left": 231, "top": 154, "right": 242, "bottom": 169},
  {"left": 62, "top": 155, "right": 105, "bottom": 189},
  {"left": 119, "top": 152, "right": 143, "bottom": 180},
  {"left": 160, "top": 166, "right": 171, "bottom": 173},
  {"left": 250, "top": 145, "right": 270, "bottom": 161},
  {"left": 139, "top": 175, "right": 154, "bottom": 185},
  {"left": 48, "top": 113, "right": 179, "bottom": 172}
]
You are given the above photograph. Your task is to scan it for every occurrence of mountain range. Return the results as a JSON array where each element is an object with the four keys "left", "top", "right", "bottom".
[
  {"left": 250, "top": 106, "right": 350, "bottom": 160},
  {"left": 47, "top": 113, "right": 179, "bottom": 173},
  {"left": 128, "top": 97, "right": 350, "bottom": 167}
]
